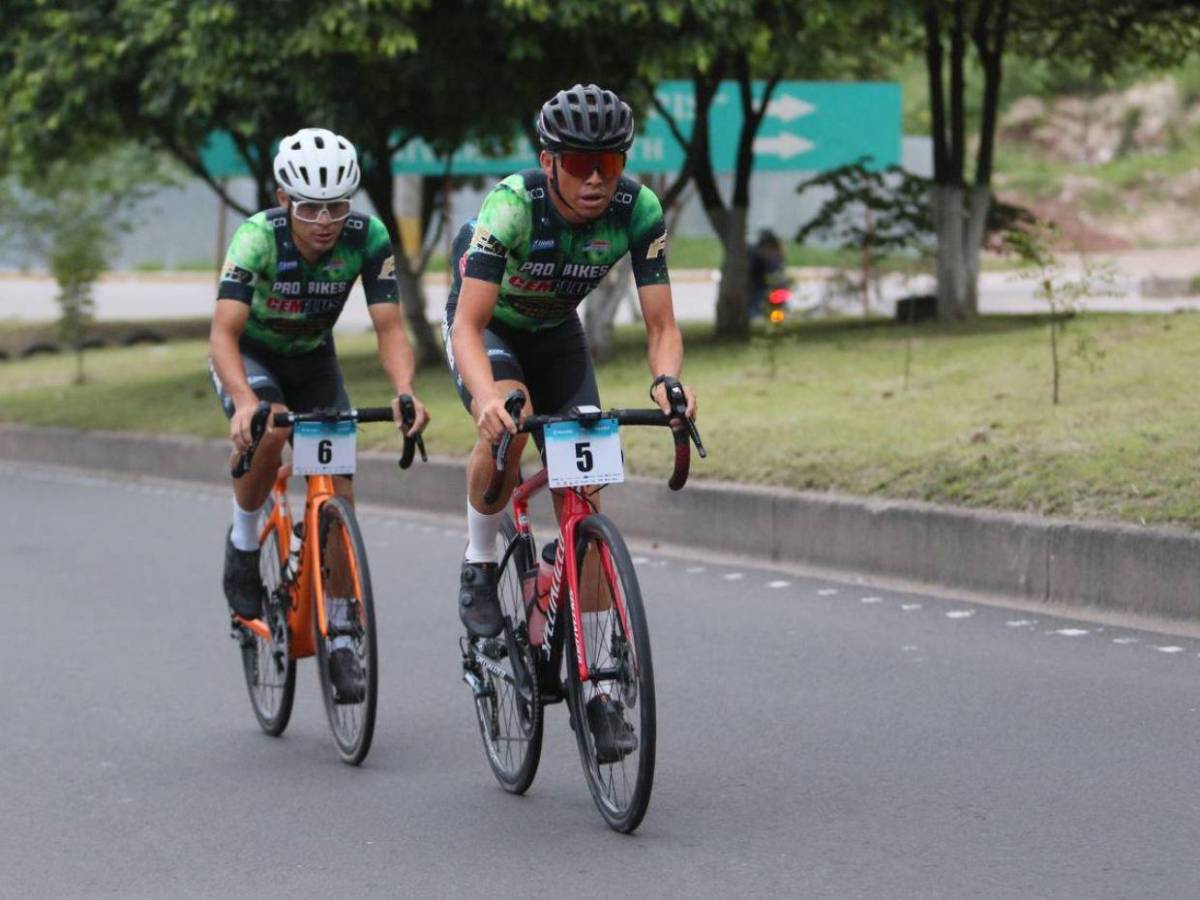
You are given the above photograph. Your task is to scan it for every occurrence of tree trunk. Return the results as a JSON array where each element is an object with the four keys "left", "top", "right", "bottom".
[
  {"left": 584, "top": 257, "right": 633, "bottom": 363},
  {"left": 962, "top": 184, "right": 992, "bottom": 316},
  {"left": 931, "top": 184, "right": 967, "bottom": 319},
  {"left": 714, "top": 206, "right": 750, "bottom": 338},
  {"left": 360, "top": 168, "right": 443, "bottom": 368}
]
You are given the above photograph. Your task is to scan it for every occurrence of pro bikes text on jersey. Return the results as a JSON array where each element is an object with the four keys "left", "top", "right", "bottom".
[
  {"left": 270, "top": 279, "right": 350, "bottom": 297},
  {"left": 506, "top": 260, "right": 612, "bottom": 297}
]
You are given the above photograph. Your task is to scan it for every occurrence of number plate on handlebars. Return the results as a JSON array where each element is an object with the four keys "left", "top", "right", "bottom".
[
  {"left": 293, "top": 420, "right": 357, "bottom": 476},
  {"left": 545, "top": 418, "right": 623, "bottom": 488}
]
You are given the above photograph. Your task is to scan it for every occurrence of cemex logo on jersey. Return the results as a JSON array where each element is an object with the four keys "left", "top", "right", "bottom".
[
  {"left": 221, "top": 262, "right": 254, "bottom": 285},
  {"left": 266, "top": 295, "right": 343, "bottom": 315},
  {"left": 469, "top": 225, "right": 506, "bottom": 258}
]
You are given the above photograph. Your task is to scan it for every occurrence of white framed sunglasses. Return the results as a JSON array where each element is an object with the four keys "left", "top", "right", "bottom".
[{"left": 290, "top": 197, "right": 352, "bottom": 223}]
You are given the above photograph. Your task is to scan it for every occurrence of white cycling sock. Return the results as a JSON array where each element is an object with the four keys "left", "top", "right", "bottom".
[
  {"left": 231, "top": 498, "right": 264, "bottom": 551},
  {"left": 464, "top": 501, "right": 503, "bottom": 564}
]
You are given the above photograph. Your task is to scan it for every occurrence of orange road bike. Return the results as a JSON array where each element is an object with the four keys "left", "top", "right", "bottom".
[
  {"left": 230, "top": 398, "right": 425, "bottom": 765},
  {"left": 462, "top": 379, "right": 704, "bottom": 832}
]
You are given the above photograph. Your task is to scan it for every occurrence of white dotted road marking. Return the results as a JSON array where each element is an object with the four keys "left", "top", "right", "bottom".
[
  {"left": 901, "top": 645, "right": 918, "bottom": 652},
  {"left": 817, "top": 588, "right": 838, "bottom": 596},
  {"left": 1054, "top": 628, "right": 1089, "bottom": 637},
  {"left": 723, "top": 572, "right": 744, "bottom": 581},
  {"left": 767, "top": 581, "right": 790, "bottom": 589},
  {"left": 900, "top": 603, "right": 922, "bottom": 611},
  {"left": 685, "top": 566, "right": 706, "bottom": 574},
  {"left": 1155, "top": 646, "right": 1184, "bottom": 654},
  {"left": 860, "top": 596, "right": 882, "bottom": 604},
  {"left": 1112, "top": 637, "right": 1138, "bottom": 645},
  {"left": 945, "top": 610, "right": 975, "bottom": 619},
  {"left": 1006, "top": 620, "right": 1035, "bottom": 627}
]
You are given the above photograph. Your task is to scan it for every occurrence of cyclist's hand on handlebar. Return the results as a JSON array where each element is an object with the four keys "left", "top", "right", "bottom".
[
  {"left": 391, "top": 392, "right": 430, "bottom": 437},
  {"left": 230, "top": 401, "right": 264, "bottom": 452},
  {"left": 651, "top": 379, "right": 697, "bottom": 426},
  {"left": 475, "top": 391, "right": 519, "bottom": 445}
]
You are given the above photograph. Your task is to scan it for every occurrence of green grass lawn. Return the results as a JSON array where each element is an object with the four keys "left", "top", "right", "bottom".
[{"left": 2, "top": 313, "right": 1198, "bottom": 529}]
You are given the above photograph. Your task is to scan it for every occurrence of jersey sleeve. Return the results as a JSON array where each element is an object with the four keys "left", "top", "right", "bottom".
[
  {"left": 463, "top": 177, "right": 530, "bottom": 284},
  {"left": 359, "top": 217, "right": 400, "bottom": 305},
  {"left": 627, "top": 186, "right": 670, "bottom": 288},
  {"left": 216, "top": 217, "right": 273, "bottom": 303}
]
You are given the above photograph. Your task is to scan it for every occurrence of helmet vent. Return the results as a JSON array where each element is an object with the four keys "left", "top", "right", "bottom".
[
  {"left": 299, "top": 166, "right": 310, "bottom": 184},
  {"left": 314, "top": 135, "right": 325, "bottom": 149}
]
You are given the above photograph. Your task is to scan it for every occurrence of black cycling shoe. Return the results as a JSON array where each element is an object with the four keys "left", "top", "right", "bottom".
[
  {"left": 223, "top": 528, "right": 264, "bottom": 620},
  {"left": 586, "top": 694, "right": 638, "bottom": 764},
  {"left": 458, "top": 561, "right": 503, "bottom": 638},
  {"left": 328, "top": 647, "right": 366, "bottom": 704}
]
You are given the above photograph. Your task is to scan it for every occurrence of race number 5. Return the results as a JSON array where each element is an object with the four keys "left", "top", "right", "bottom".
[{"left": 545, "top": 419, "right": 622, "bottom": 488}]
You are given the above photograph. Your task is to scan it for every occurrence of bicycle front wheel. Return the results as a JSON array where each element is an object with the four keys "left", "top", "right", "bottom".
[
  {"left": 468, "top": 514, "right": 544, "bottom": 794},
  {"left": 565, "top": 513, "right": 656, "bottom": 833},
  {"left": 313, "top": 496, "right": 378, "bottom": 765},
  {"left": 241, "top": 493, "right": 296, "bottom": 736}
]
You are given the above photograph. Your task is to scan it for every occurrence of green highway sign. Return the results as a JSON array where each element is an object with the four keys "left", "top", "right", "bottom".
[{"left": 200, "top": 81, "right": 900, "bottom": 178}]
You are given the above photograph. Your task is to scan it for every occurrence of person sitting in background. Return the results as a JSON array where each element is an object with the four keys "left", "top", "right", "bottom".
[{"left": 748, "top": 229, "right": 786, "bottom": 319}]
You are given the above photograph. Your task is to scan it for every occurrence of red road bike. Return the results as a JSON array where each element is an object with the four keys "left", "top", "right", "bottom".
[{"left": 461, "top": 379, "right": 704, "bottom": 832}]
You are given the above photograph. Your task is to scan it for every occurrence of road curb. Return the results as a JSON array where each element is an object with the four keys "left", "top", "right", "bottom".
[{"left": 2, "top": 422, "right": 1196, "bottom": 622}]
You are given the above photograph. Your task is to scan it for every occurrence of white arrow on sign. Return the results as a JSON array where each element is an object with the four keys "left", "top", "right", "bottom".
[
  {"left": 753, "top": 132, "right": 814, "bottom": 159},
  {"left": 766, "top": 95, "right": 816, "bottom": 122}
]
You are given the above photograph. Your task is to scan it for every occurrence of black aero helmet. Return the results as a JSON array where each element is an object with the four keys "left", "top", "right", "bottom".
[{"left": 536, "top": 84, "right": 635, "bottom": 153}]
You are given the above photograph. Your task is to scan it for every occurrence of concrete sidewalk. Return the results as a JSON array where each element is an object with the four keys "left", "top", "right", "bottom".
[{"left": 2, "top": 422, "right": 1196, "bottom": 626}]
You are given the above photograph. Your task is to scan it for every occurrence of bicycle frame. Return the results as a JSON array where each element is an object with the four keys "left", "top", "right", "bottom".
[
  {"left": 507, "top": 468, "right": 633, "bottom": 686},
  {"left": 235, "top": 466, "right": 362, "bottom": 660}
]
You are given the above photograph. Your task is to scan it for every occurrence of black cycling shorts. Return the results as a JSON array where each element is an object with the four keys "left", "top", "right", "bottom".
[{"left": 208, "top": 340, "right": 351, "bottom": 419}]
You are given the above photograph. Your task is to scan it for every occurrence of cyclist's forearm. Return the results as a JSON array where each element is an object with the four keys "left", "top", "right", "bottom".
[
  {"left": 374, "top": 319, "right": 417, "bottom": 395},
  {"left": 209, "top": 327, "right": 257, "bottom": 408},
  {"left": 645, "top": 322, "right": 683, "bottom": 378},
  {"left": 451, "top": 325, "right": 498, "bottom": 403}
]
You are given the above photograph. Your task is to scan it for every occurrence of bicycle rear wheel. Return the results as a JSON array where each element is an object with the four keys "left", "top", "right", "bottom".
[
  {"left": 313, "top": 496, "right": 378, "bottom": 765},
  {"left": 565, "top": 513, "right": 656, "bottom": 833},
  {"left": 241, "top": 493, "right": 296, "bottom": 736},
  {"left": 466, "top": 514, "right": 543, "bottom": 794}
]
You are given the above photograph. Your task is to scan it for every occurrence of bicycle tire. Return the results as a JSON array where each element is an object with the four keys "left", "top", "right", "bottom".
[
  {"left": 313, "top": 496, "right": 378, "bottom": 765},
  {"left": 241, "top": 493, "right": 297, "bottom": 736},
  {"left": 564, "top": 513, "right": 656, "bottom": 833},
  {"left": 469, "top": 514, "right": 544, "bottom": 794}
]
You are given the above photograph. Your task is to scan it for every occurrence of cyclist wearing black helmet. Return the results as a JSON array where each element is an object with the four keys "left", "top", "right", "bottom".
[{"left": 444, "top": 84, "right": 697, "bottom": 641}]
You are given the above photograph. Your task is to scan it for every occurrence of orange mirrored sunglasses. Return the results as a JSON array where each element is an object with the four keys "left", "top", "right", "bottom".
[{"left": 558, "top": 151, "right": 626, "bottom": 179}]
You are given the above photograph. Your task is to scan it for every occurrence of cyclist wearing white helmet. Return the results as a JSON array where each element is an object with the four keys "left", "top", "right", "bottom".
[{"left": 209, "top": 127, "right": 430, "bottom": 698}]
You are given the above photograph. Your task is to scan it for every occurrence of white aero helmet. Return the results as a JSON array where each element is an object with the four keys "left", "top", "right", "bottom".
[{"left": 273, "top": 127, "right": 360, "bottom": 200}]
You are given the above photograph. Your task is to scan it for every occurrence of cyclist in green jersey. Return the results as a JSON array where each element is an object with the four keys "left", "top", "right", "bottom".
[
  {"left": 209, "top": 128, "right": 429, "bottom": 697},
  {"left": 446, "top": 85, "right": 697, "bottom": 753}
]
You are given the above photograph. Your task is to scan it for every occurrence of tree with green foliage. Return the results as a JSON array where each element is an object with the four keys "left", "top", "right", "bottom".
[
  {"left": 0, "top": 146, "right": 169, "bottom": 384},
  {"left": 592, "top": 0, "right": 901, "bottom": 341},
  {"left": 914, "top": 0, "right": 1200, "bottom": 319}
]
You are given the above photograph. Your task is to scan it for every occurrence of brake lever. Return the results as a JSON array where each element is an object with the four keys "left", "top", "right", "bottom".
[
  {"left": 396, "top": 394, "right": 427, "bottom": 469},
  {"left": 665, "top": 382, "right": 707, "bottom": 459}
]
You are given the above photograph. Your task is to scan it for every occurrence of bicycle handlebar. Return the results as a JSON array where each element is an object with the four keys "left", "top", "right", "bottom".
[
  {"left": 230, "top": 394, "right": 427, "bottom": 479},
  {"left": 481, "top": 377, "right": 706, "bottom": 505}
]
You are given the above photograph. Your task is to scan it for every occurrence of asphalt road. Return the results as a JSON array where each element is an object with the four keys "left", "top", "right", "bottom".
[{"left": 3, "top": 461, "right": 1199, "bottom": 899}]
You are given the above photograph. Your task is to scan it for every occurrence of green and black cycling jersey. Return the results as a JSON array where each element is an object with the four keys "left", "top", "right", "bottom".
[
  {"left": 450, "top": 169, "right": 669, "bottom": 332},
  {"left": 217, "top": 208, "right": 398, "bottom": 357}
]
